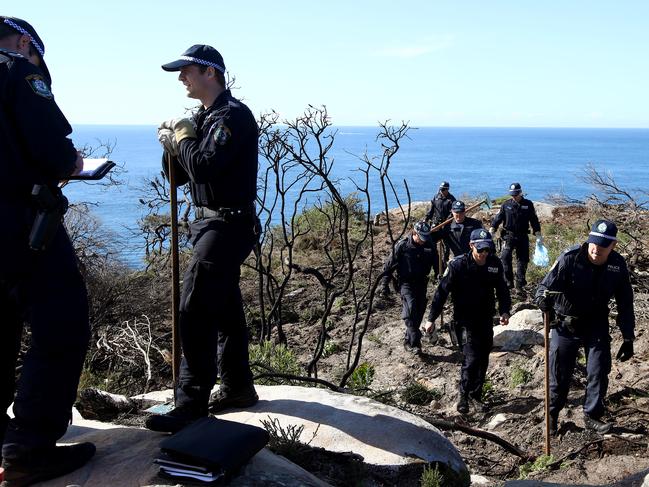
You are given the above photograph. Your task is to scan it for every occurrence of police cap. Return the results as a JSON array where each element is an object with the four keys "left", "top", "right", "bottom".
[
  {"left": 1, "top": 17, "right": 51, "bottom": 84},
  {"left": 451, "top": 200, "right": 466, "bottom": 213},
  {"left": 470, "top": 228, "right": 493, "bottom": 250},
  {"left": 162, "top": 44, "right": 226, "bottom": 74},
  {"left": 508, "top": 182, "right": 522, "bottom": 196},
  {"left": 414, "top": 220, "right": 432, "bottom": 242},
  {"left": 587, "top": 219, "right": 618, "bottom": 248}
]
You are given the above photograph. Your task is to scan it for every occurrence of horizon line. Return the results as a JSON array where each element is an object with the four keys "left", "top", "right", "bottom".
[{"left": 71, "top": 123, "right": 649, "bottom": 130}]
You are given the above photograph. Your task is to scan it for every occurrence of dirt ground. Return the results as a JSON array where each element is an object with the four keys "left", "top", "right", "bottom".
[{"left": 255, "top": 203, "right": 649, "bottom": 485}]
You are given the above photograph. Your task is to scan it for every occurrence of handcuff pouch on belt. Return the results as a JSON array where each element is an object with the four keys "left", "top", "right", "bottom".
[
  {"left": 29, "top": 184, "right": 68, "bottom": 251},
  {"left": 448, "top": 320, "right": 466, "bottom": 349},
  {"left": 557, "top": 315, "right": 581, "bottom": 335}
]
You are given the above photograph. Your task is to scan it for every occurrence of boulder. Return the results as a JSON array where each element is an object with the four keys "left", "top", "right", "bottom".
[
  {"left": 138, "top": 385, "right": 469, "bottom": 483},
  {"left": 33, "top": 415, "right": 329, "bottom": 487},
  {"left": 508, "top": 309, "right": 543, "bottom": 328},
  {"left": 493, "top": 309, "right": 544, "bottom": 351},
  {"left": 486, "top": 413, "right": 509, "bottom": 430},
  {"left": 532, "top": 202, "right": 555, "bottom": 221}
]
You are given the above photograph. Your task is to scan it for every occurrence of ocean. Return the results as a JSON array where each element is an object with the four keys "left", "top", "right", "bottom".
[{"left": 65, "top": 126, "right": 649, "bottom": 268}]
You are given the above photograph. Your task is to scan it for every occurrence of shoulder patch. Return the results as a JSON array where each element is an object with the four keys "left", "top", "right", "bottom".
[
  {"left": 213, "top": 123, "right": 231, "bottom": 146},
  {"left": 26, "top": 74, "right": 53, "bottom": 99},
  {"left": 227, "top": 100, "right": 240, "bottom": 108}
]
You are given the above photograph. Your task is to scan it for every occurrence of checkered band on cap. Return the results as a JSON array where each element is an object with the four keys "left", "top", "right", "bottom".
[
  {"left": 588, "top": 231, "right": 617, "bottom": 241},
  {"left": 179, "top": 55, "right": 225, "bottom": 73},
  {"left": 3, "top": 18, "right": 44, "bottom": 57}
]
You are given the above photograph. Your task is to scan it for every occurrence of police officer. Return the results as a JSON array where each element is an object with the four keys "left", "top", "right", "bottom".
[
  {"left": 425, "top": 181, "right": 456, "bottom": 278},
  {"left": 146, "top": 45, "right": 259, "bottom": 434},
  {"left": 490, "top": 182, "right": 542, "bottom": 290},
  {"left": 382, "top": 221, "right": 439, "bottom": 355},
  {"left": 446, "top": 200, "right": 484, "bottom": 257},
  {"left": 424, "top": 229, "right": 511, "bottom": 414},
  {"left": 535, "top": 219, "right": 635, "bottom": 434},
  {"left": 0, "top": 16, "right": 95, "bottom": 484},
  {"left": 425, "top": 181, "right": 456, "bottom": 225}
]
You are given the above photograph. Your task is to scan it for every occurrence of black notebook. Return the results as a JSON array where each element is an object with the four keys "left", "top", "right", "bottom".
[
  {"left": 156, "top": 417, "right": 269, "bottom": 484},
  {"left": 68, "top": 158, "right": 115, "bottom": 180}
]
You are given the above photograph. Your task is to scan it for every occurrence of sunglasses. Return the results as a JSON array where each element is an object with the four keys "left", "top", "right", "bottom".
[{"left": 475, "top": 247, "right": 490, "bottom": 254}]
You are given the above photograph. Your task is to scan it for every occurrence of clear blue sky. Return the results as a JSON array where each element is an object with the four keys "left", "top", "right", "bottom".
[{"left": 8, "top": 1, "right": 649, "bottom": 127}]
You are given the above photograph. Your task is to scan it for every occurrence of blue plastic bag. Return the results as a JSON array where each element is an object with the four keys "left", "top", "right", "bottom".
[{"left": 533, "top": 240, "right": 550, "bottom": 267}]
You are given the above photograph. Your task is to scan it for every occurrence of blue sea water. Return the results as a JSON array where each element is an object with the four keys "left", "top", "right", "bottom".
[{"left": 65, "top": 126, "right": 649, "bottom": 268}]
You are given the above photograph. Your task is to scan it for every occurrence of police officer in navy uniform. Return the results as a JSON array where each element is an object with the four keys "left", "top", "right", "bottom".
[
  {"left": 146, "top": 45, "right": 259, "bottom": 433},
  {"left": 0, "top": 16, "right": 95, "bottom": 484},
  {"left": 425, "top": 181, "right": 456, "bottom": 225},
  {"left": 446, "top": 200, "right": 484, "bottom": 257},
  {"left": 382, "top": 221, "right": 439, "bottom": 355},
  {"left": 425, "top": 181, "right": 456, "bottom": 278},
  {"left": 490, "top": 182, "right": 542, "bottom": 290},
  {"left": 424, "top": 229, "right": 511, "bottom": 414},
  {"left": 535, "top": 220, "right": 635, "bottom": 434}
]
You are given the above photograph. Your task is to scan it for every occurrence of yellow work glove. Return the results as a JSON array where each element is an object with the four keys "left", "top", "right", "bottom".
[{"left": 173, "top": 118, "right": 197, "bottom": 144}]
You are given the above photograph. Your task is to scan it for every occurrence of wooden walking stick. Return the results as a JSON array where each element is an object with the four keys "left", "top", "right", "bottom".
[
  {"left": 438, "top": 240, "right": 444, "bottom": 329},
  {"left": 429, "top": 195, "right": 491, "bottom": 233},
  {"left": 543, "top": 309, "right": 551, "bottom": 455},
  {"left": 166, "top": 153, "right": 182, "bottom": 403}
]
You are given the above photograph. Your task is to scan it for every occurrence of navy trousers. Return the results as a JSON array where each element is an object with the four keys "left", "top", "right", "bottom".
[
  {"left": 1, "top": 203, "right": 89, "bottom": 449},
  {"left": 399, "top": 281, "right": 427, "bottom": 347},
  {"left": 176, "top": 215, "right": 258, "bottom": 409},
  {"left": 460, "top": 322, "right": 493, "bottom": 398},
  {"left": 549, "top": 326, "right": 611, "bottom": 419},
  {"left": 500, "top": 234, "right": 529, "bottom": 288}
]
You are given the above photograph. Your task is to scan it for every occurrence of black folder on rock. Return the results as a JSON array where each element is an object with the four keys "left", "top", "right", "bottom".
[{"left": 156, "top": 416, "right": 269, "bottom": 484}]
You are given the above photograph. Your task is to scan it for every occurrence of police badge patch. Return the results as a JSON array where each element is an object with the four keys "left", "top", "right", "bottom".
[
  {"left": 213, "top": 123, "right": 231, "bottom": 146},
  {"left": 25, "top": 74, "right": 53, "bottom": 99}
]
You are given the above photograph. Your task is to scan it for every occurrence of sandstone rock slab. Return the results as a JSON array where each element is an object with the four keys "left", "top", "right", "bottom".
[{"left": 139, "top": 385, "right": 469, "bottom": 481}]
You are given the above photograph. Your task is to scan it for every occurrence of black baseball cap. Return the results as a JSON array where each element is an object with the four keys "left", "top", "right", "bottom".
[
  {"left": 162, "top": 44, "right": 226, "bottom": 74},
  {"left": 470, "top": 228, "right": 494, "bottom": 250},
  {"left": 414, "top": 220, "right": 432, "bottom": 242},
  {"left": 587, "top": 219, "right": 618, "bottom": 248},
  {"left": 2, "top": 17, "right": 51, "bottom": 84},
  {"left": 451, "top": 200, "right": 466, "bottom": 213},
  {"left": 508, "top": 182, "right": 522, "bottom": 196}
]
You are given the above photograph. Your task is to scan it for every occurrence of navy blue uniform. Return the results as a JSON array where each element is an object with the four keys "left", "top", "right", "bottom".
[
  {"left": 425, "top": 191, "right": 456, "bottom": 225},
  {"left": 428, "top": 253, "right": 511, "bottom": 399},
  {"left": 165, "top": 89, "right": 259, "bottom": 408},
  {"left": 382, "top": 235, "right": 438, "bottom": 348},
  {"left": 425, "top": 191, "right": 456, "bottom": 273},
  {"left": 536, "top": 244, "right": 635, "bottom": 419},
  {"left": 447, "top": 216, "right": 483, "bottom": 257},
  {"left": 0, "top": 49, "right": 89, "bottom": 448},
  {"left": 491, "top": 197, "right": 541, "bottom": 288}
]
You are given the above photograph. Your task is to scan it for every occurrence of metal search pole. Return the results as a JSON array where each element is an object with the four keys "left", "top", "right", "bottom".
[
  {"left": 166, "top": 153, "right": 182, "bottom": 403},
  {"left": 543, "top": 309, "right": 551, "bottom": 456}
]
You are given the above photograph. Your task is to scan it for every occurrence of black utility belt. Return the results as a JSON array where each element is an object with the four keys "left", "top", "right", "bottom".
[
  {"left": 195, "top": 205, "right": 254, "bottom": 220},
  {"left": 555, "top": 314, "right": 586, "bottom": 335},
  {"left": 503, "top": 230, "right": 529, "bottom": 237}
]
